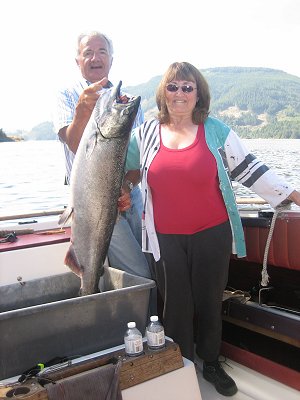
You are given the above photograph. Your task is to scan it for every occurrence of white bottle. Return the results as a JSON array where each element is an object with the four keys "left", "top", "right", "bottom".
[
  {"left": 124, "top": 322, "right": 143, "bottom": 356},
  {"left": 146, "top": 315, "right": 165, "bottom": 350}
]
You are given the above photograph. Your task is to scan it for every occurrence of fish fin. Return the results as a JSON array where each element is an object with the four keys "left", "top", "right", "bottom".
[
  {"left": 59, "top": 207, "right": 73, "bottom": 227},
  {"left": 64, "top": 245, "right": 82, "bottom": 277},
  {"left": 85, "top": 133, "right": 98, "bottom": 158}
]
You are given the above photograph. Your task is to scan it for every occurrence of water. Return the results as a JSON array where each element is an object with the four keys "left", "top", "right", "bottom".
[
  {"left": 0, "top": 141, "right": 70, "bottom": 217},
  {"left": 0, "top": 139, "right": 300, "bottom": 218},
  {"left": 234, "top": 139, "right": 300, "bottom": 203}
]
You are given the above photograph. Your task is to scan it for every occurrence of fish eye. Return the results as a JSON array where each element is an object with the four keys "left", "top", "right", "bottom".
[{"left": 120, "top": 108, "right": 130, "bottom": 116}]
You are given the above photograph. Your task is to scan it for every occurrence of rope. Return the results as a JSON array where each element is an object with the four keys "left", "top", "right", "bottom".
[{"left": 260, "top": 201, "right": 292, "bottom": 287}]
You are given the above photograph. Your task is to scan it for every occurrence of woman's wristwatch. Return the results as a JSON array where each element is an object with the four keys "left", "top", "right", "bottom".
[{"left": 125, "top": 180, "right": 134, "bottom": 192}]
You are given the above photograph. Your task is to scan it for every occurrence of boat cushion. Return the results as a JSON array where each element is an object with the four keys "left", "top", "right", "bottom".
[{"left": 241, "top": 212, "right": 300, "bottom": 271}]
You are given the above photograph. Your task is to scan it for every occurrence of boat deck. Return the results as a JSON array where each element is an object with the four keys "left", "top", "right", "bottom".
[
  {"left": 196, "top": 358, "right": 300, "bottom": 400},
  {"left": 0, "top": 211, "right": 299, "bottom": 399},
  {"left": 1, "top": 355, "right": 298, "bottom": 400}
]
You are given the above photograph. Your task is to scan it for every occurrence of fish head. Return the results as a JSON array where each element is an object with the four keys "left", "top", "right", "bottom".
[{"left": 96, "top": 81, "right": 141, "bottom": 140}]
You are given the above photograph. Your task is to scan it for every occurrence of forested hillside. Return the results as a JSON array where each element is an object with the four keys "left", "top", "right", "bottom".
[
  {"left": 125, "top": 67, "right": 300, "bottom": 138},
  {"left": 2, "top": 67, "right": 299, "bottom": 140}
]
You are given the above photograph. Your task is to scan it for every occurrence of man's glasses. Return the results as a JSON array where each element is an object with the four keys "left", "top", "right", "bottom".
[{"left": 166, "top": 83, "right": 196, "bottom": 93}]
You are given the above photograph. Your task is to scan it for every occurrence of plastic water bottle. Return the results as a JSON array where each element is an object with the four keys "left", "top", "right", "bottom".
[
  {"left": 124, "top": 322, "right": 143, "bottom": 356},
  {"left": 146, "top": 315, "right": 165, "bottom": 350}
]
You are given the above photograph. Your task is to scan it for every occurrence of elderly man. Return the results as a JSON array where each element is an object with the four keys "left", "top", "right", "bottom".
[{"left": 53, "top": 31, "right": 151, "bottom": 279}]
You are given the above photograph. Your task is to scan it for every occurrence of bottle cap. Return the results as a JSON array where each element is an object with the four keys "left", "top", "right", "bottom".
[
  {"left": 150, "top": 316, "right": 158, "bottom": 322},
  {"left": 127, "top": 321, "right": 136, "bottom": 328}
]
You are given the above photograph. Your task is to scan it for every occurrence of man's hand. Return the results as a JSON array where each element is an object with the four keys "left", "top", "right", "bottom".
[
  {"left": 59, "top": 77, "right": 108, "bottom": 154},
  {"left": 76, "top": 77, "right": 108, "bottom": 113},
  {"left": 117, "top": 189, "right": 131, "bottom": 212}
]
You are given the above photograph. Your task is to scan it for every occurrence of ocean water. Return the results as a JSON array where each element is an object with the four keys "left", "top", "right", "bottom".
[
  {"left": 0, "top": 140, "right": 70, "bottom": 217},
  {"left": 234, "top": 138, "right": 300, "bottom": 202},
  {"left": 0, "top": 139, "right": 300, "bottom": 218}
]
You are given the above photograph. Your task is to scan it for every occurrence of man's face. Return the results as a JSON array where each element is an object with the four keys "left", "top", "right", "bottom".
[{"left": 76, "top": 35, "right": 113, "bottom": 83}]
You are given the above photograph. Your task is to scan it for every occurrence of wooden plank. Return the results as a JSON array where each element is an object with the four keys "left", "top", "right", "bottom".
[
  {"left": 0, "top": 340, "right": 183, "bottom": 399},
  {"left": 223, "top": 315, "right": 300, "bottom": 347},
  {"left": 222, "top": 300, "right": 300, "bottom": 346},
  {"left": 120, "top": 341, "right": 183, "bottom": 389},
  {"left": 236, "top": 197, "right": 267, "bottom": 204},
  {"left": 0, "top": 210, "right": 64, "bottom": 222}
]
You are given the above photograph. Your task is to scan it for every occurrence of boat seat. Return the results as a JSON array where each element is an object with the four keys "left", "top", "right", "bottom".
[{"left": 239, "top": 211, "right": 300, "bottom": 271}]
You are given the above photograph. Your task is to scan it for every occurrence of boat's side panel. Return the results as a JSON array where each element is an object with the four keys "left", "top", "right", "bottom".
[
  {"left": 0, "top": 242, "right": 69, "bottom": 286},
  {"left": 221, "top": 341, "right": 300, "bottom": 393}
]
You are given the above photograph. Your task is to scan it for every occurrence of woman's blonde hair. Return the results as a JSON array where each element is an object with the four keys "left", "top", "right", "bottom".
[{"left": 156, "top": 62, "right": 210, "bottom": 124}]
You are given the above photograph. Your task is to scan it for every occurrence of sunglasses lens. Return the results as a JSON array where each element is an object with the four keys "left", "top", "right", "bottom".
[
  {"left": 166, "top": 84, "right": 178, "bottom": 92},
  {"left": 166, "top": 84, "right": 195, "bottom": 93},
  {"left": 182, "top": 85, "right": 194, "bottom": 93}
]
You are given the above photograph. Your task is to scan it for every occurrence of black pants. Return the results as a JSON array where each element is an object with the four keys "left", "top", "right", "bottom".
[{"left": 155, "top": 221, "right": 232, "bottom": 361}]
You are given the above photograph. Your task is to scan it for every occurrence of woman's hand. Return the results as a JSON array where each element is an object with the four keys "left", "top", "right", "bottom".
[
  {"left": 288, "top": 190, "right": 300, "bottom": 207},
  {"left": 117, "top": 189, "right": 131, "bottom": 212}
]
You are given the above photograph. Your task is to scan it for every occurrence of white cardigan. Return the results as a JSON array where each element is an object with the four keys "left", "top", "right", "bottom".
[{"left": 128, "top": 117, "right": 294, "bottom": 261}]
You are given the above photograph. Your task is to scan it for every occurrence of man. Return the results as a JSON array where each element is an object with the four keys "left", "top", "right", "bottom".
[{"left": 53, "top": 31, "right": 151, "bottom": 279}]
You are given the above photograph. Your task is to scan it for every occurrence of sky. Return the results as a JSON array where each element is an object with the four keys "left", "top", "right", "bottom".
[{"left": 1, "top": 0, "right": 299, "bottom": 132}]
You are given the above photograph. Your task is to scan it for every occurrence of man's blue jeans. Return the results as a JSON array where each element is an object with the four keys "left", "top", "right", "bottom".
[{"left": 107, "top": 186, "right": 151, "bottom": 278}]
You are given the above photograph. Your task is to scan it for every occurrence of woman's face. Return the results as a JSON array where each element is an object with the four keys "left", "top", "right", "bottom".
[{"left": 164, "top": 79, "right": 198, "bottom": 118}]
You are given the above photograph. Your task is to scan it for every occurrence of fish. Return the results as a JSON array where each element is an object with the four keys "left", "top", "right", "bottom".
[{"left": 59, "top": 81, "right": 141, "bottom": 295}]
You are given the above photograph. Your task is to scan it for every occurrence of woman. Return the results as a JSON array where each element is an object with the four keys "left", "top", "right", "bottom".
[{"left": 126, "top": 62, "right": 300, "bottom": 396}]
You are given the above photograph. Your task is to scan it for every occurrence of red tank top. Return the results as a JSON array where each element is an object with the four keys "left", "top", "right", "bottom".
[{"left": 147, "top": 124, "right": 228, "bottom": 234}]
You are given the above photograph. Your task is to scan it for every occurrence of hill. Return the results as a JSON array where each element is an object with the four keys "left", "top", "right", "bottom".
[
  {"left": 0, "top": 128, "right": 14, "bottom": 142},
  {"left": 1, "top": 122, "right": 56, "bottom": 142},
  {"left": 125, "top": 67, "right": 300, "bottom": 139},
  {"left": 2, "top": 67, "right": 299, "bottom": 140}
]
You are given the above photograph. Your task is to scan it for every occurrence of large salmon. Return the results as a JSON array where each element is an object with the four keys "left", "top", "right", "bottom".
[{"left": 59, "top": 82, "right": 141, "bottom": 295}]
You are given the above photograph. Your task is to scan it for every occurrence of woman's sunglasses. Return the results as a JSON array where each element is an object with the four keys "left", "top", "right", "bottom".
[{"left": 166, "top": 83, "right": 196, "bottom": 93}]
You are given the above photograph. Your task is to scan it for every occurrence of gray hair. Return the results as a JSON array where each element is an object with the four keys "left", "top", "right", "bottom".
[{"left": 76, "top": 31, "right": 114, "bottom": 56}]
